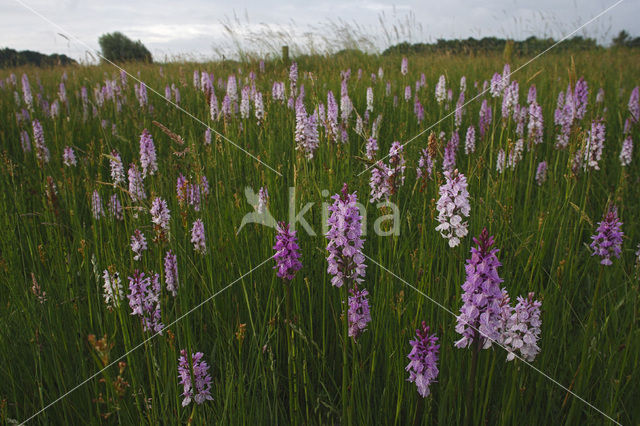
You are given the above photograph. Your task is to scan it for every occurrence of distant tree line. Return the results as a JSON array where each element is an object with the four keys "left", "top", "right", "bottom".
[
  {"left": 0, "top": 48, "right": 76, "bottom": 69},
  {"left": 382, "top": 36, "right": 600, "bottom": 56},
  {"left": 612, "top": 30, "right": 640, "bottom": 48}
]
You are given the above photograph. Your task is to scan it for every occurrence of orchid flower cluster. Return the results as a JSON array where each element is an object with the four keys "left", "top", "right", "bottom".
[
  {"left": 406, "top": 321, "right": 440, "bottom": 397},
  {"left": 435, "top": 170, "right": 470, "bottom": 247},
  {"left": 273, "top": 222, "right": 303, "bottom": 281},
  {"left": 369, "top": 141, "right": 406, "bottom": 203},
  {"left": 455, "top": 229, "right": 543, "bottom": 362},
  {"left": 590, "top": 205, "right": 623, "bottom": 266},
  {"left": 127, "top": 270, "right": 163, "bottom": 333},
  {"left": 326, "top": 184, "right": 370, "bottom": 339},
  {"left": 177, "top": 350, "right": 213, "bottom": 407}
]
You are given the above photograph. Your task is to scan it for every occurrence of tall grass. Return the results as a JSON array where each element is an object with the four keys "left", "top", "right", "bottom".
[{"left": 0, "top": 49, "right": 638, "bottom": 424}]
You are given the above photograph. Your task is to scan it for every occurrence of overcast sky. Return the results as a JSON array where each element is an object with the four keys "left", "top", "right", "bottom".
[{"left": 1, "top": 0, "right": 639, "bottom": 62}]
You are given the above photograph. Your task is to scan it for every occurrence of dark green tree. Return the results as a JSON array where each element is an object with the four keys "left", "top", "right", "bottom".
[
  {"left": 98, "top": 32, "right": 152, "bottom": 63},
  {"left": 612, "top": 30, "right": 630, "bottom": 47}
]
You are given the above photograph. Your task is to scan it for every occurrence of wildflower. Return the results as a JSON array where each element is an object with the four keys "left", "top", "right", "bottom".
[
  {"left": 50, "top": 100, "right": 60, "bottom": 118},
  {"left": 554, "top": 89, "right": 574, "bottom": 149},
  {"left": 401, "top": 57, "right": 408, "bottom": 75},
  {"left": 326, "top": 184, "right": 366, "bottom": 288},
  {"left": 255, "top": 186, "right": 269, "bottom": 214},
  {"left": 404, "top": 85, "right": 411, "bottom": 102},
  {"left": 596, "top": 88, "right": 605, "bottom": 104},
  {"left": 507, "top": 139, "right": 524, "bottom": 170},
  {"left": 327, "top": 91, "right": 339, "bottom": 142},
  {"left": 108, "top": 194, "right": 123, "bottom": 220},
  {"left": 209, "top": 91, "right": 219, "bottom": 120},
  {"left": 366, "top": 87, "right": 374, "bottom": 112},
  {"left": 136, "top": 82, "right": 147, "bottom": 107},
  {"left": 574, "top": 78, "right": 589, "bottom": 120},
  {"left": 63, "top": 146, "right": 77, "bottom": 167},
  {"left": 619, "top": 135, "right": 633, "bottom": 166},
  {"left": 20, "top": 130, "right": 31, "bottom": 153},
  {"left": 501, "top": 64, "right": 511, "bottom": 91},
  {"left": 347, "top": 285, "right": 371, "bottom": 339},
  {"left": 406, "top": 321, "right": 439, "bottom": 397},
  {"left": 150, "top": 197, "right": 170, "bottom": 235},
  {"left": 273, "top": 222, "right": 303, "bottom": 281},
  {"left": 22, "top": 73, "right": 33, "bottom": 109},
  {"left": 496, "top": 149, "right": 506, "bottom": 174},
  {"left": 414, "top": 97, "right": 425, "bottom": 123},
  {"left": 527, "top": 84, "right": 537, "bottom": 104},
  {"left": 128, "top": 163, "right": 146, "bottom": 202},
  {"left": 204, "top": 128, "right": 212, "bottom": 145},
  {"left": 131, "top": 229, "right": 147, "bottom": 261},
  {"left": 435, "top": 75, "right": 446, "bottom": 104},
  {"left": 103, "top": 269, "right": 124, "bottom": 309},
  {"left": 178, "top": 350, "right": 213, "bottom": 406},
  {"left": 110, "top": 150, "right": 125, "bottom": 186},
  {"left": 369, "top": 161, "right": 392, "bottom": 202},
  {"left": 254, "top": 92, "right": 264, "bottom": 124},
  {"left": 32, "top": 119, "right": 50, "bottom": 164},
  {"left": 499, "top": 291, "right": 542, "bottom": 362},
  {"left": 629, "top": 86, "right": 639, "bottom": 122},
  {"left": 535, "top": 161, "right": 547, "bottom": 185},
  {"left": 527, "top": 102, "right": 544, "bottom": 146},
  {"left": 240, "top": 85, "right": 250, "bottom": 118},
  {"left": 92, "top": 190, "right": 104, "bottom": 219},
  {"left": 127, "top": 270, "right": 163, "bottom": 333},
  {"left": 176, "top": 174, "right": 188, "bottom": 205},
  {"left": 289, "top": 62, "right": 298, "bottom": 96},
  {"left": 416, "top": 149, "right": 434, "bottom": 182},
  {"left": 435, "top": 170, "right": 470, "bottom": 247},
  {"left": 501, "top": 81, "right": 519, "bottom": 120},
  {"left": 590, "top": 206, "right": 623, "bottom": 266},
  {"left": 454, "top": 91, "right": 465, "bottom": 128},
  {"left": 226, "top": 75, "right": 237, "bottom": 103},
  {"left": 464, "top": 126, "right": 476, "bottom": 154},
  {"left": 340, "top": 94, "right": 353, "bottom": 124},
  {"left": 489, "top": 72, "right": 502, "bottom": 97},
  {"left": 455, "top": 229, "right": 504, "bottom": 349},
  {"left": 365, "top": 137, "right": 378, "bottom": 161},
  {"left": 442, "top": 132, "right": 459, "bottom": 172},
  {"left": 164, "top": 250, "right": 179, "bottom": 296},
  {"left": 369, "top": 142, "right": 405, "bottom": 202},
  {"left": 478, "top": 100, "right": 492, "bottom": 138},
  {"left": 139, "top": 129, "right": 158, "bottom": 177},
  {"left": 200, "top": 176, "right": 210, "bottom": 198},
  {"left": 304, "top": 111, "right": 320, "bottom": 159},
  {"left": 191, "top": 219, "right": 206, "bottom": 254},
  {"left": 371, "top": 114, "right": 382, "bottom": 139},
  {"left": 187, "top": 182, "right": 201, "bottom": 211},
  {"left": 193, "top": 70, "right": 200, "bottom": 90},
  {"left": 172, "top": 84, "right": 181, "bottom": 104},
  {"left": 388, "top": 141, "right": 406, "bottom": 191},
  {"left": 583, "top": 119, "right": 605, "bottom": 171},
  {"left": 221, "top": 94, "right": 232, "bottom": 118},
  {"left": 272, "top": 81, "right": 285, "bottom": 101}
]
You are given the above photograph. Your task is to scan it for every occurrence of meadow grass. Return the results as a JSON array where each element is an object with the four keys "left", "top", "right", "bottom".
[{"left": 0, "top": 49, "right": 639, "bottom": 424}]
